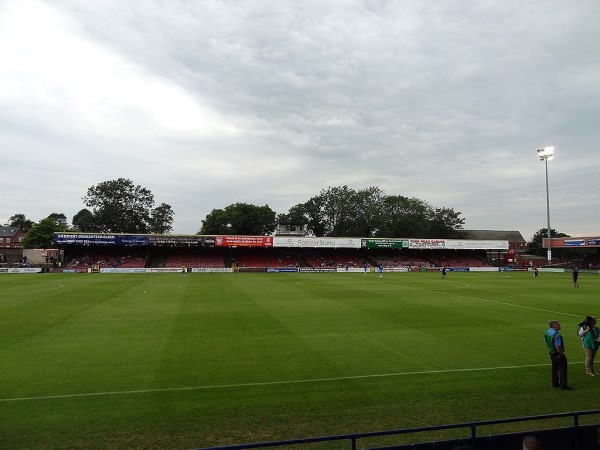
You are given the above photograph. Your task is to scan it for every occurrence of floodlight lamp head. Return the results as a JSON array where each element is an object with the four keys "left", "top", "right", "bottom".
[{"left": 537, "top": 146, "right": 554, "bottom": 161}]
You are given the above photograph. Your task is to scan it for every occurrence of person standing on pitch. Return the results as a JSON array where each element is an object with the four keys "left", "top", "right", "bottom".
[
  {"left": 572, "top": 267, "right": 579, "bottom": 287},
  {"left": 544, "top": 320, "right": 572, "bottom": 390},
  {"left": 578, "top": 315, "right": 600, "bottom": 376}
]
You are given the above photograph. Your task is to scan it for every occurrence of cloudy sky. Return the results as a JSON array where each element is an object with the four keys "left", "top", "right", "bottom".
[{"left": 1, "top": 0, "right": 599, "bottom": 241}]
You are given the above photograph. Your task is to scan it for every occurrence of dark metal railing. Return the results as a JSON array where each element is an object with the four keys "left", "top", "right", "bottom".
[{"left": 192, "top": 409, "right": 600, "bottom": 450}]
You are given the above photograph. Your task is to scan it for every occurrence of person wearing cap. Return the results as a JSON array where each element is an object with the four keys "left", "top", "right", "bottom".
[
  {"left": 578, "top": 316, "right": 600, "bottom": 376},
  {"left": 544, "top": 320, "right": 572, "bottom": 390}
]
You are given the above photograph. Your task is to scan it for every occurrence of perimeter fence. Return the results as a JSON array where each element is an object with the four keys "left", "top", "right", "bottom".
[{"left": 193, "top": 409, "right": 600, "bottom": 450}]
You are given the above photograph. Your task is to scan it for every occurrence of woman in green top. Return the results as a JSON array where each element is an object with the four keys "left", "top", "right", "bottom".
[{"left": 578, "top": 316, "right": 600, "bottom": 376}]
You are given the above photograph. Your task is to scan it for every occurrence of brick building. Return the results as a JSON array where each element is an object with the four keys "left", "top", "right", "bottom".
[{"left": 0, "top": 227, "right": 25, "bottom": 263}]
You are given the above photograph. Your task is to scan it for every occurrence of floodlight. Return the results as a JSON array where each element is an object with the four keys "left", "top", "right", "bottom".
[
  {"left": 537, "top": 146, "right": 554, "bottom": 161},
  {"left": 537, "top": 146, "right": 554, "bottom": 266}
]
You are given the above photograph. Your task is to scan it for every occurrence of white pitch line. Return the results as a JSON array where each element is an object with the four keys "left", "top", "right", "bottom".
[
  {"left": 383, "top": 281, "right": 583, "bottom": 319},
  {"left": 0, "top": 283, "right": 65, "bottom": 294},
  {"left": 0, "top": 362, "right": 556, "bottom": 403},
  {"left": 437, "top": 290, "right": 582, "bottom": 318}
]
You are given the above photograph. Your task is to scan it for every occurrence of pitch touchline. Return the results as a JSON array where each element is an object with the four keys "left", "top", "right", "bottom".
[{"left": 0, "top": 363, "right": 557, "bottom": 403}]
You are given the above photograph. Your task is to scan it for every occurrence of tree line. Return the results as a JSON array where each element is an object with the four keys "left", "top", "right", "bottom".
[
  {"left": 199, "top": 185, "right": 465, "bottom": 239},
  {"left": 5, "top": 178, "right": 559, "bottom": 253},
  {"left": 8, "top": 178, "right": 174, "bottom": 248}
]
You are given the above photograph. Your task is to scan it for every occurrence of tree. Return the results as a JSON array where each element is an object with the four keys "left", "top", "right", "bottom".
[
  {"left": 280, "top": 186, "right": 465, "bottom": 238},
  {"left": 9, "top": 213, "right": 35, "bottom": 231},
  {"left": 46, "top": 213, "right": 69, "bottom": 229},
  {"left": 149, "top": 203, "right": 175, "bottom": 234},
  {"left": 82, "top": 178, "right": 156, "bottom": 233},
  {"left": 296, "top": 197, "right": 327, "bottom": 237},
  {"left": 199, "top": 203, "right": 276, "bottom": 235},
  {"left": 319, "top": 186, "right": 356, "bottom": 236},
  {"left": 72, "top": 209, "right": 97, "bottom": 232},
  {"left": 350, "top": 187, "right": 386, "bottom": 237},
  {"left": 379, "top": 195, "right": 430, "bottom": 238},
  {"left": 528, "top": 228, "right": 569, "bottom": 256},
  {"left": 276, "top": 205, "right": 310, "bottom": 230},
  {"left": 425, "top": 207, "right": 465, "bottom": 239},
  {"left": 284, "top": 186, "right": 382, "bottom": 237},
  {"left": 20, "top": 218, "right": 59, "bottom": 249}
]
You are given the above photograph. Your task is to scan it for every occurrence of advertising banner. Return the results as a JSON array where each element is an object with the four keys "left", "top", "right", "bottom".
[
  {"left": 54, "top": 234, "right": 118, "bottom": 245},
  {"left": 564, "top": 239, "right": 585, "bottom": 246},
  {"left": 149, "top": 268, "right": 184, "bottom": 273},
  {"left": 273, "top": 237, "right": 361, "bottom": 248},
  {"left": 444, "top": 239, "right": 508, "bottom": 250},
  {"left": 215, "top": 236, "right": 273, "bottom": 247},
  {"left": 0, "top": 268, "right": 43, "bottom": 274},
  {"left": 100, "top": 268, "right": 149, "bottom": 273},
  {"left": 116, "top": 235, "right": 149, "bottom": 246},
  {"left": 543, "top": 237, "right": 600, "bottom": 248},
  {"left": 408, "top": 239, "right": 508, "bottom": 250},
  {"left": 409, "top": 239, "right": 446, "bottom": 249},
  {"left": 299, "top": 267, "right": 337, "bottom": 272},
  {"left": 148, "top": 235, "right": 215, "bottom": 247},
  {"left": 383, "top": 267, "right": 411, "bottom": 272},
  {"left": 53, "top": 234, "right": 150, "bottom": 246},
  {"left": 192, "top": 268, "right": 233, "bottom": 273},
  {"left": 361, "top": 239, "right": 408, "bottom": 249}
]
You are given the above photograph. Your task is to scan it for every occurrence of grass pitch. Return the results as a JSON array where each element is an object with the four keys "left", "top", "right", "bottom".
[{"left": 1, "top": 270, "right": 599, "bottom": 449}]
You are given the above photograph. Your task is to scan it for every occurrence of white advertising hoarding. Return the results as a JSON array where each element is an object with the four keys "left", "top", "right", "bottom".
[
  {"left": 444, "top": 240, "right": 508, "bottom": 250},
  {"left": 409, "top": 239, "right": 508, "bottom": 250},
  {"left": 273, "top": 237, "right": 361, "bottom": 248}
]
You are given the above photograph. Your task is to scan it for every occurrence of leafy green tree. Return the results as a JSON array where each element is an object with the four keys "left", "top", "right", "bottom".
[
  {"left": 82, "top": 178, "right": 156, "bottom": 233},
  {"left": 20, "top": 218, "right": 59, "bottom": 248},
  {"left": 285, "top": 186, "right": 382, "bottom": 237},
  {"left": 351, "top": 187, "right": 386, "bottom": 237},
  {"left": 46, "top": 213, "right": 69, "bottom": 229},
  {"left": 280, "top": 186, "right": 465, "bottom": 238},
  {"left": 528, "top": 228, "right": 569, "bottom": 257},
  {"left": 300, "top": 197, "right": 327, "bottom": 237},
  {"left": 276, "top": 205, "right": 309, "bottom": 230},
  {"left": 72, "top": 209, "right": 98, "bottom": 232},
  {"left": 9, "top": 213, "right": 35, "bottom": 231},
  {"left": 199, "top": 203, "right": 276, "bottom": 235},
  {"left": 320, "top": 186, "right": 357, "bottom": 236},
  {"left": 425, "top": 207, "right": 465, "bottom": 238},
  {"left": 379, "top": 195, "right": 430, "bottom": 237},
  {"left": 149, "top": 203, "right": 175, "bottom": 234}
]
